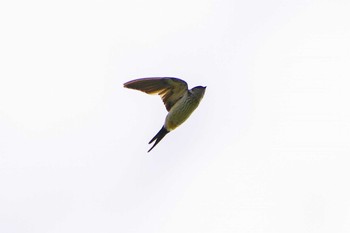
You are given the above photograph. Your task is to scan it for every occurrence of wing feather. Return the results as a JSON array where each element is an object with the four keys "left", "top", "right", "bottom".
[{"left": 124, "top": 77, "right": 188, "bottom": 111}]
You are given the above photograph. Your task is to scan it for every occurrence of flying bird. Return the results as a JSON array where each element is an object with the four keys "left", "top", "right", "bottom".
[{"left": 124, "top": 77, "right": 206, "bottom": 152}]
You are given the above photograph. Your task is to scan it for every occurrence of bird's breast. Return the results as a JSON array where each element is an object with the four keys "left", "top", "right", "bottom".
[{"left": 165, "top": 94, "right": 200, "bottom": 131}]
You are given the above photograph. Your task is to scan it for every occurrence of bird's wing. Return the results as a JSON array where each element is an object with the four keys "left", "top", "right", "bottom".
[{"left": 124, "top": 77, "right": 188, "bottom": 111}]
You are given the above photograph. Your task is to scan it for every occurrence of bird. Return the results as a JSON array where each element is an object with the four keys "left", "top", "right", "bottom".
[{"left": 123, "top": 77, "right": 206, "bottom": 152}]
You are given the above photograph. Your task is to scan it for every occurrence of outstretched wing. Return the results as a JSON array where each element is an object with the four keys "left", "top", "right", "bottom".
[{"left": 123, "top": 77, "right": 188, "bottom": 111}]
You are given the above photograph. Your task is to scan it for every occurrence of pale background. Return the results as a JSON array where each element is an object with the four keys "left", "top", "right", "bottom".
[{"left": 1, "top": 0, "right": 350, "bottom": 232}]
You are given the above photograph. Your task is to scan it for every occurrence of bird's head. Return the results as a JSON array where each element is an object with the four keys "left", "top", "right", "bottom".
[{"left": 190, "top": 86, "right": 206, "bottom": 100}]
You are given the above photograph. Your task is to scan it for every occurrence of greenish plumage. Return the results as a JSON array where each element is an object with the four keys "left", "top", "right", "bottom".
[{"left": 124, "top": 77, "right": 206, "bottom": 152}]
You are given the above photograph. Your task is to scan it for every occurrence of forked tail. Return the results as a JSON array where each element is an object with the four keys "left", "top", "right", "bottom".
[{"left": 148, "top": 127, "right": 169, "bottom": 152}]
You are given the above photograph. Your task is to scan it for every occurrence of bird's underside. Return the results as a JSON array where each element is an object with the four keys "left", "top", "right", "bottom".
[{"left": 124, "top": 77, "right": 205, "bottom": 152}]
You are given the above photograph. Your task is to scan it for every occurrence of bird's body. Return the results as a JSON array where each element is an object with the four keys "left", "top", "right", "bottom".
[
  {"left": 124, "top": 77, "right": 206, "bottom": 152},
  {"left": 165, "top": 90, "right": 202, "bottom": 130}
]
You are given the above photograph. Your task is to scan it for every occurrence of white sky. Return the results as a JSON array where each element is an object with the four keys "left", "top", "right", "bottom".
[{"left": 1, "top": 0, "right": 350, "bottom": 232}]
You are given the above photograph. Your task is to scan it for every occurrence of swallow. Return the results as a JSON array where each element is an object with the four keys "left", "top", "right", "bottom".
[{"left": 124, "top": 77, "right": 206, "bottom": 152}]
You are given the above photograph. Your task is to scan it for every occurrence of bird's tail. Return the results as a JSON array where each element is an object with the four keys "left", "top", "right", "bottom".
[{"left": 148, "top": 126, "right": 169, "bottom": 152}]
